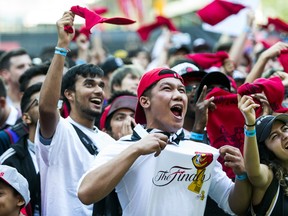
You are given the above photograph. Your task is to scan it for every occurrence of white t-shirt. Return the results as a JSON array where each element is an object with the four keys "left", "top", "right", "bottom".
[
  {"left": 35, "top": 116, "right": 115, "bottom": 216},
  {"left": 82, "top": 129, "right": 235, "bottom": 216}
]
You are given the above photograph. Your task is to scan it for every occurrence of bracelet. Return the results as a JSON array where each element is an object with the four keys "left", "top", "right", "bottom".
[
  {"left": 55, "top": 47, "right": 70, "bottom": 57},
  {"left": 236, "top": 173, "right": 248, "bottom": 181},
  {"left": 245, "top": 122, "right": 256, "bottom": 127},
  {"left": 244, "top": 128, "right": 256, "bottom": 137},
  {"left": 190, "top": 132, "right": 204, "bottom": 141}
]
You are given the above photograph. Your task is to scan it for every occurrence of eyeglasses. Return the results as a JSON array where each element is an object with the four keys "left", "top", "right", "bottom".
[
  {"left": 185, "top": 85, "right": 199, "bottom": 94},
  {"left": 24, "top": 97, "right": 39, "bottom": 112},
  {"left": 24, "top": 98, "right": 63, "bottom": 113}
]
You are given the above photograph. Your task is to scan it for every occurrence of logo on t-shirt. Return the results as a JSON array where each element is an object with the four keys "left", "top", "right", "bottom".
[
  {"left": 152, "top": 152, "right": 213, "bottom": 198},
  {"left": 188, "top": 152, "right": 213, "bottom": 194}
]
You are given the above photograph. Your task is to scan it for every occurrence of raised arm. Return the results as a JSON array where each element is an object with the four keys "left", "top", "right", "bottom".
[
  {"left": 219, "top": 145, "right": 251, "bottom": 215},
  {"left": 77, "top": 133, "right": 168, "bottom": 205},
  {"left": 237, "top": 94, "right": 271, "bottom": 187},
  {"left": 39, "top": 11, "right": 75, "bottom": 138},
  {"left": 229, "top": 10, "right": 254, "bottom": 67},
  {"left": 245, "top": 42, "right": 288, "bottom": 83}
]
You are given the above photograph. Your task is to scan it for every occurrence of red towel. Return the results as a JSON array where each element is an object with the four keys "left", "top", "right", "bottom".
[
  {"left": 238, "top": 76, "right": 288, "bottom": 113},
  {"left": 185, "top": 51, "right": 229, "bottom": 70},
  {"left": 263, "top": 17, "right": 288, "bottom": 33},
  {"left": 278, "top": 49, "right": 288, "bottom": 73},
  {"left": 196, "top": 0, "right": 246, "bottom": 26},
  {"left": 64, "top": 5, "right": 135, "bottom": 34},
  {"left": 136, "top": 15, "right": 178, "bottom": 41},
  {"left": 206, "top": 88, "right": 243, "bottom": 179}
]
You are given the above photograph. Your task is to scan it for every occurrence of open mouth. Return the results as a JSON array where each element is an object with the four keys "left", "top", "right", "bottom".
[
  {"left": 171, "top": 105, "right": 183, "bottom": 118},
  {"left": 90, "top": 98, "right": 102, "bottom": 106}
]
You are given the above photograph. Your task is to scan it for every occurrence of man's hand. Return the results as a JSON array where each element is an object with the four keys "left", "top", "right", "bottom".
[
  {"left": 56, "top": 11, "right": 75, "bottom": 48},
  {"left": 193, "top": 85, "right": 215, "bottom": 133},
  {"left": 219, "top": 145, "right": 245, "bottom": 175},
  {"left": 134, "top": 133, "right": 168, "bottom": 157}
]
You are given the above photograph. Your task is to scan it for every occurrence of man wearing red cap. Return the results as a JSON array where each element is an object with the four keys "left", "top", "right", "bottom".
[{"left": 78, "top": 66, "right": 251, "bottom": 215}]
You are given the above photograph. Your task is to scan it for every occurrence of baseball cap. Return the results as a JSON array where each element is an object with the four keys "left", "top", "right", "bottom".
[
  {"left": 256, "top": 114, "right": 288, "bottom": 143},
  {"left": 192, "top": 38, "right": 212, "bottom": 53},
  {"left": 194, "top": 71, "right": 231, "bottom": 102},
  {"left": 99, "top": 95, "right": 138, "bottom": 129},
  {"left": 0, "top": 165, "right": 30, "bottom": 206},
  {"left": 171, "top": 62, "right": 207, "bottom": 86},
  {"left": 135, "top": 67, "right": 184, "bottom": 124}
]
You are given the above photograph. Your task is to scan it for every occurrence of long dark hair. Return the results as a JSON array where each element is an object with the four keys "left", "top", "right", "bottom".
[{"left": 258, "top": 141, "right": 288, "bottom": 196}]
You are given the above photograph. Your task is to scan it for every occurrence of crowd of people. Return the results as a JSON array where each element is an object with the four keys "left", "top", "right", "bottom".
[{"left": 0, "top": 2, "right": 288, "bottom": 216}]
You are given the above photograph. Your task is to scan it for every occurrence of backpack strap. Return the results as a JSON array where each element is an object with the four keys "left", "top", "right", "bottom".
[
  {"left": 70, "top": 123, "right": 98, "bottom": 155},
  {"left": 252, "top": 175, "right": 279, "bottom": 215}
]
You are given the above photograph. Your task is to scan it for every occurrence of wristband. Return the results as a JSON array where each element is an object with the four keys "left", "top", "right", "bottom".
[
  {"left": 244, "top": 26, "right": 251, "bottom": 33},
  {"left": 244, "top": 128, "right": 256, "bottom": 137},
  {"left": 245, "top": 122, "right": 256, "bottom": 127},
  {"left": 55, "top": 47, "right": 70, "bottom": 57},
  {"left": 236, "top": 173, "right": 248, "bottom": 181},
  {"left": 190, "top": 132, "right": 204, "bottom": 141}
]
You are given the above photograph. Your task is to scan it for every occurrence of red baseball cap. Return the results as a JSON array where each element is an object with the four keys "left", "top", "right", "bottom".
[{"left": 135, "top": 68, "right": 184, "bottom": 124}]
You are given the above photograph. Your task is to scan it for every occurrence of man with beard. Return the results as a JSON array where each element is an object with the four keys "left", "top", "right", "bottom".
[{"left": 34, "top": 11, "right": 115, "bottom": 216}]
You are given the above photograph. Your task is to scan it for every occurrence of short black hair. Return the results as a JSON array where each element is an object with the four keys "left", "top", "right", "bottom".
[
  {"left": 21, "top": 83, "right": 42, "bottom": 113},
  {"left": 0, "top": 77, "right": 6, "bottom": 98},
  {"left": 0, "top": 48, "right": 29, "bottom": 70},
  {"left": 19, "top": 63, "right": 49, "bottom": 92}
]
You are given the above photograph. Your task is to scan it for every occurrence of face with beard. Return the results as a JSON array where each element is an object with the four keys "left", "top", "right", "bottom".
[
  {"left": 22, "top": 92, "right": 40, "bottom": 126},
  {"left": 68, "top": 75, "right": 105, "bottom": 121}
]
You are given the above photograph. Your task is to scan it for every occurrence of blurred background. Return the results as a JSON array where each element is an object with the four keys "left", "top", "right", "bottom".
[{"left": 0, "top": 0, "right": 287, "bottom": 58}]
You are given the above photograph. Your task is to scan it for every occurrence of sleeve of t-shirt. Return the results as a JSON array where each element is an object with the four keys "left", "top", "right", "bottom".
[{"left": 208, "top": 161, "right": 235, "bottom": 215}]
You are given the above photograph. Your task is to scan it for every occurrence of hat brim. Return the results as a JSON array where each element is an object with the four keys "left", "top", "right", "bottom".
[
  {"left": 258, "top": 114, "right": 288, "bottom": 143},
  {"left": 195, "top": 71, "right": 231, "bottom": 101},
  {"left": 181, "top": 71, "right": 207, "bottom": 85}
]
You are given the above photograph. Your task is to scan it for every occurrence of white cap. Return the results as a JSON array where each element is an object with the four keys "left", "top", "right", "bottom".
[
  {"left": 0, "top": 165, "right": 30, "bottom": 206},
  {"left": 171, "top": 62, "right": 201, "bottom": 76}
]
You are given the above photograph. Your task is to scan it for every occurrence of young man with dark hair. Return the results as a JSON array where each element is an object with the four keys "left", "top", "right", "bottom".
[
  {"left": 0, "top": 77, "right": 19, "bottom": 130},
  {"left": 34, "top": 11, "right": 115, "bottom": 216},
  {"left": 0, "top": 83, "right": 42, "bottom": 215},
  {"left": 18, "top": 63, "right": 49, "bottom": 93},
  {"left": 78, "top": 67, "right": 251, "bottom": 216},
  {"left": 0, "top": 48, "right": 32, "bottom": 112}
]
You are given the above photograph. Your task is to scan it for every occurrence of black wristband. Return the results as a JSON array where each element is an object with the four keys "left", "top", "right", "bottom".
[{"left": 245, "top": 122, "right": 256, "bottom": 127}]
